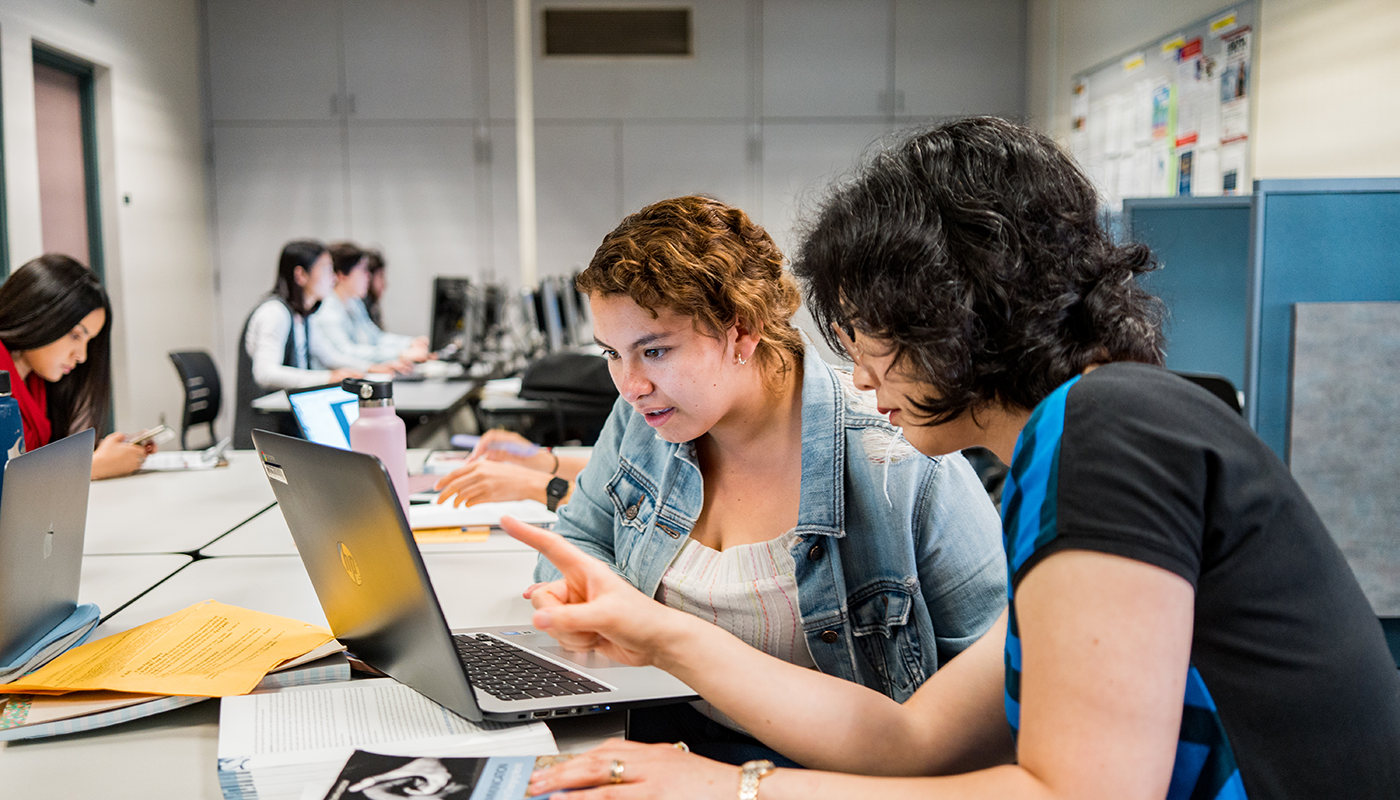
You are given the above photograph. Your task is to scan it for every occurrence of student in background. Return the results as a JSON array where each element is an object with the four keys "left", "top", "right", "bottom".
[
  {"left": 517, "top": 195, "right": 1006, "bottom": 767},
  {"left": 309, "top": 242, "right": 429, "bottom": 373},
  {"left": 511, "top": 118, "right": 1400, "bottom": 800},
  {"left": 234, "top": 240, "right": 363, "bottom": 448},
  {"left": 0, "top": 254, "right": 152, "bottom": 478},
  {"left": 364, "top": 249, "right": 387, "bottom": 328}
]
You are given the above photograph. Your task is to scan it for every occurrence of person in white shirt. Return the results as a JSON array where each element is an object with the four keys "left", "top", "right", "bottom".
[
  {"left": 233, "top": 240, "right": 363, "bottom": 447},
  {"left": 309, "top": 242, "right": 430, "bottom": 372}
]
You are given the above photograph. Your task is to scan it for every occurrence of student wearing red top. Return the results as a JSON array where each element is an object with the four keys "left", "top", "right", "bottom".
[{"left": 0, "top": 254, "right": 151, "bottom": 478}]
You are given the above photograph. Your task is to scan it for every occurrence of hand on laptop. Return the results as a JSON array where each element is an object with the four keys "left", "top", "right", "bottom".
[{"left": 502, "top": 516, "right": 696, "bottom": 669}]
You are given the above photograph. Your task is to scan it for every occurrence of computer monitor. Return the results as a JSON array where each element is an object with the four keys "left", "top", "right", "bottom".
[
  {"left": 537, "top": 277, "right": 565, "bottom": 352},
  {"left": 429, "top": 276, "right": 472, "bottom": 354}
]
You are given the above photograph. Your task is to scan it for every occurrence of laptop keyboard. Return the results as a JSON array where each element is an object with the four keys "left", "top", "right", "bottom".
[{"left": 454, "top": 633, "right": 609, "bottom": 701}]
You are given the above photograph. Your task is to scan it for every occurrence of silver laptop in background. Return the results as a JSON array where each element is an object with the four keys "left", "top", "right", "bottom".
[
  {"left": 251, "top": 430, "right": 696, "bottom": 723},
  {"left": 0, "top": 429, "right": 95, "bottom": 664}
]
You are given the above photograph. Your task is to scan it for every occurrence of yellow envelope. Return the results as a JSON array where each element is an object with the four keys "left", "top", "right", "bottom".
[{"left": 5, "top": 600, "right": 334, "bottom": 697}]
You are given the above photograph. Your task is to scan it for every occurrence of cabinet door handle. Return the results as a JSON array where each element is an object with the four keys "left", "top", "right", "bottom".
[{"left": 330, "top": 94, "right": 340, "bottom": 115}]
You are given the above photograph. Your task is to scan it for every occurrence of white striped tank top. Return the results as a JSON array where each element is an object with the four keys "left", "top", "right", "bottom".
[{"left": 656, "top": 529, "right": 816, "bottom": 732}]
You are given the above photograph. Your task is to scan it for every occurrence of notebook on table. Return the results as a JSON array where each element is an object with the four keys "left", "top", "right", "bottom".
[{"left": 251, "top": 430, "right": 696, "bottom": 723}]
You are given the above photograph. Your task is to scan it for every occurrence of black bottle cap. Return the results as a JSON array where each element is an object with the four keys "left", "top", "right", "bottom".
[
  {"left": 0, "top": 370, "right": 10, "bottom": 396},
  {"left": 342, "top": 377, "right": 393, "bottom": 401}
]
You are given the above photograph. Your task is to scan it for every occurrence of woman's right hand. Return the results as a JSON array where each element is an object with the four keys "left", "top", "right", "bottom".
[
  {"left": 468, "top": 429, "right": 552, "bottom": 472},
  {"left": 91, "top": 432, "right": 148, "bottom": 480},
  {"left": 501, "top": 516, "right": 686, "bottom": 666},
  {"left": 328, "top": 368, "right": 364, "bottom": 383}
]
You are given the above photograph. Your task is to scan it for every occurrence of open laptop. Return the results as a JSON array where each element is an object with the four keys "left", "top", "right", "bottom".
[
  {"left": 252, "top": 430, "right": 696, "bottom": 722},
  {"left": 287, "top": 383, "right": 361, "bottom": 450},
  {"left": 0, "top": 429, "right": 95, "bottom": 664}
]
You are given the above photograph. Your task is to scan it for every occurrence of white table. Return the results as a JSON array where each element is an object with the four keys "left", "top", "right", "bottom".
[
  {"left": 85, "top": 452, "right": 276, "bottom": 554},
  {"left": 91, "top": 551, "right": 540, "bottom": 639},
  {"left": 252, "top": 381, "right": 477, "bottom": 416},
  {"left": 79, "top": 554, "right": 192, "bottom": 619},
  {"left": 200, "top": 503, "right": 539, "bottom": 557}
]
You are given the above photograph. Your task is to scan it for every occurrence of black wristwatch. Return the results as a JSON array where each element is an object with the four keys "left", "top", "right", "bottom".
[{"left": 545, "top": 477, "right": 569, "bottom": 511}]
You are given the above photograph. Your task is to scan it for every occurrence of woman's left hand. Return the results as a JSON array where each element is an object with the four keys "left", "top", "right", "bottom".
[{"left": 528, "top": 740, "right": 740, "bottom": 800}]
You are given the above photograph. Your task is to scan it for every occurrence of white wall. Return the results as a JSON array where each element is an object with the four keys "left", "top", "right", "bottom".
[
  {"left": 1027, "top": 0, "right": 1400, "bottom": 179},
  {"left": 0, "top": 0, "right": 214, "bottom": 436}
]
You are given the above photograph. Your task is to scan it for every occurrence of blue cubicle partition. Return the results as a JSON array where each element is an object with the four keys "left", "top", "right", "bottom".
[
  {"left": 1123, "top": 196, "right": 1254, "bottom": 394},
  {"left": 1249, "top": 179, "right": 1400, "bottom": 462}
]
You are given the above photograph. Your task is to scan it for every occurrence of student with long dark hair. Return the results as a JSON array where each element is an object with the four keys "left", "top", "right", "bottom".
[
  {"left": 505, "top": 119, "right": 1400, "bottom": 799},
  {"left": 0, "top": 254, "right": 151, "bottom": 478},
  {"left": 234, "top": 240, "right": 362, "bottom": 448}
]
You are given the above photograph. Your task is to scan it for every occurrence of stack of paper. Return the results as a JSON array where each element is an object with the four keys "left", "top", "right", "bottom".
[
  {"left": 218, "top": 679, "right": 557, "bottom": 800},
  {"left": 0, "top": 649, "right": 349, "bottom": 741}
]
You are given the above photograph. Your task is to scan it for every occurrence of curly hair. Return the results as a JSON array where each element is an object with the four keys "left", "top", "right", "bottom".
[
  {"left": 577, "top": 196, "right": 804, "bottom": 382},
  {"left": 793, "top": 116, "right": 1164, "bottom": 424}
]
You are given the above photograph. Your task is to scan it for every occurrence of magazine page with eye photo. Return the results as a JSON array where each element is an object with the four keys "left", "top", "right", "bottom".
[{"left": 318, "top": 751, "right": 575, "bottom": 800}]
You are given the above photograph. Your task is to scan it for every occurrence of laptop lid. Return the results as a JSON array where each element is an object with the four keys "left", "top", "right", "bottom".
[
  {"left": 286, "top": 384, "right": 360, "bottom": 450},
  {"left": 252, "top": 430, "right": 695, "bottom": 722},
  {"left": 0, "top": 429, "right": 95, "bottom": 664}
]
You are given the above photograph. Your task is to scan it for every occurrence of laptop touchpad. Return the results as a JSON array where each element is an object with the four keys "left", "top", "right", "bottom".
[{"left": 535, "top": 644, "right": 626, "bottom": 670}]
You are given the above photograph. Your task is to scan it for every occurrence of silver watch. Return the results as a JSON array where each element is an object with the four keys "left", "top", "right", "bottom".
[{"left": 738, "top": 759, "right": 775, "bottom": 800}]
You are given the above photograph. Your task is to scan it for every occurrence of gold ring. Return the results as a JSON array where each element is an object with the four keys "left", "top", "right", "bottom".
[
  {"left": 673, "top": 741, "right": 690, "bottom": 753},
  {"left": 609, "top": 759, "right": 625, "bottom": 784}
]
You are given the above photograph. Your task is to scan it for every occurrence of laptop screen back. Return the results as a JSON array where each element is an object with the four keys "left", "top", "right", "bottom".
[{"left": 287, "top": 385, "right": 360, "bottom": 449}]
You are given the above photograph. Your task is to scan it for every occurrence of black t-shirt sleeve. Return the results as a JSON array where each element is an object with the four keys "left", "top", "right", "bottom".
[{"left": 1012, "top": 374, "right": 1208, "bottom": 590}]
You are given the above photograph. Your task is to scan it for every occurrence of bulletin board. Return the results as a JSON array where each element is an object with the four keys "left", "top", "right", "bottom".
[{"left": 1069, "top": 3, "right": 1256, "bottom": 211}]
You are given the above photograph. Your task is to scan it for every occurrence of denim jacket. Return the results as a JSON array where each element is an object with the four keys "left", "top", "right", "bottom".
[{"left": 540, "top": 345, "right": 1006, "bottom": 702}]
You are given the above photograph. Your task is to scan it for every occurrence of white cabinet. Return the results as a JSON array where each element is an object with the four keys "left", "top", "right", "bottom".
[
  {"left": 759, "top": 121, "right": 891, "bottom": 256},
  {"left": 622, "top": 122, "right": 753, "bottom": 213},
  {"left": 489, "top": 121, "right": 624, "bottom": 283},
  {"left": 762, "top": 0, "right": 890, "bottom": 118},
  {"left": 895, "top": 0, "right": 1027, "bottom": 119},
  {"left": 346, "top": 124, "right": 482, "bottom": 335},
  {"left": 206, "top": 0, "right": 341, "bottom": 121},
  {"left": 341, "top": 0, "right": 476, "bottom": 120},
  {"left": 209, "top": 125, "right": 346, "bottom": 377}
]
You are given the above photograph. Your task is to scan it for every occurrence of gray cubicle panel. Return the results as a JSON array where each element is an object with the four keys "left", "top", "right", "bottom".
[
  {"left": 1249, "top": 178, "right": 1400, "bottom": 461},
  {"left": 1289, "top": 302, "right": 1400, "bottom": 617},
  {"left": 1123, "top": 196, "right": 1254, "bottom": 396}
]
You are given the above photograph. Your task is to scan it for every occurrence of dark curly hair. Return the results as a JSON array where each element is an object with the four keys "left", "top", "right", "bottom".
[
  {"left": 578, "top": 196, "right": 804, "bottom": 383},
  {"left": 794, "top": 116, "right": 1164, "bottom": 424}
]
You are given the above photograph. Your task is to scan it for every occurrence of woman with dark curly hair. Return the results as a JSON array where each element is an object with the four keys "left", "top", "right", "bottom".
[
  {"left": 504, "top": 119, "right": 1400, "bottom": 799},
  {"left": 519, "top": 194, "right": 1007, "bottom": 767},
  {"left": 0, "top": 254, "right": 153, "bottom": 478}
]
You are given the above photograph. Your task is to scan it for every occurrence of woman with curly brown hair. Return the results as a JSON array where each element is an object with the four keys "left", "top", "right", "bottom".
[
  {"left": 505, "top": 121, "right": 1400, "bottom": 799},
  {"left": 523, "top": 195, "right": 1007, "bottom": 767}
]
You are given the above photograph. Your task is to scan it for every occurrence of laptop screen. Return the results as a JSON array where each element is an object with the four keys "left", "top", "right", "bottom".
[{"left": 287, "top": 385, "right": 360, "bottom": 450}]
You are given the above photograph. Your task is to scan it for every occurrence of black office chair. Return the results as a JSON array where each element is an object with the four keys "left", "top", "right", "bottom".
[
  {"left": 517, "top": 352, "right": 618, "bottom": 446},
  {"left": 1171, "top": 371, "right": 1243, "bottom": 415},
  {"left": 169, "top": 350, "right": 222, "bottom": 450}
]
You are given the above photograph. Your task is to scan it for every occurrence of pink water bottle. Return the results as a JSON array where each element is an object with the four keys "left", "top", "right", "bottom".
[{"left": 343, "top": 378, "right": 409, "bottom": 512}]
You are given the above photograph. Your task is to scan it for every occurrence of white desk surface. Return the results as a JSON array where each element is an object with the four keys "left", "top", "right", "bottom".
[
  {"left": 85, "top": 451, "right": 275, "bottom": 554},
  {"left": 92, "top": 551, "right": 540, "bottom": 639},
  {"left": 200, "top": 503, "right": 539, "bottom": 557},
  {"left": 253, "top": 380, "right": 477, "bottom": 414},
  {"left": 80, "top": 554, "right": 192, "bottom": 618}
]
